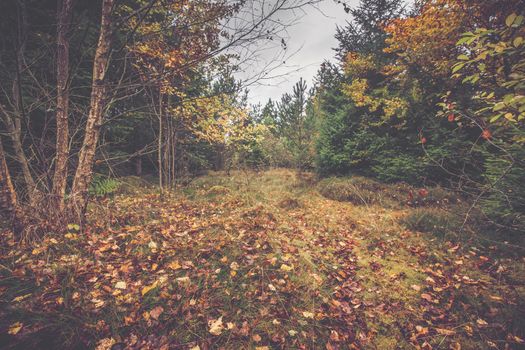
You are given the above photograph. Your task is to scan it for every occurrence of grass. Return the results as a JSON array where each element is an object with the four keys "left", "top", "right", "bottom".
[{"left": 0, "top": 169, "right": 523, "bottom": 349}]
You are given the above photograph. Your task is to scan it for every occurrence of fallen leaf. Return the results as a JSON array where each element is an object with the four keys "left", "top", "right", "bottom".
[
  {"left": 302, "top": 311, "right": 314, "bottom": 319},
  {"left": 115, "top": 281, "right": 127, "bottom": 290},
  {"left": 8, "top": 322, "right": 23, "bottom": 335},
  {"left": 421, "top": 293, "right": 433, "bottom": 302},
  {"left": 280, "top": 264, "right": 293, "bottom": 272},
  {"left": 167, "top": 261, "right": 181, "bottom": 270},
  {"left": 12, "top": 294, "right": 31, "bottom": 302},
  {"left": 435, "top": 328, "right": 456, "bottom": 336},
  {"left": 476, "top": 318, "right": 488, "bottom": 326},
  {"left": 209, "top": 316, "right": 224, "bottom": 336},
  {"left": 149, "top": 306, "right": 164, "bottom": 320},
  {"left": 252, "top": 334, "right": 262, "bottom": 342},
  {"left": 141, "top": 281, "right": 158, "bottom": 296}
]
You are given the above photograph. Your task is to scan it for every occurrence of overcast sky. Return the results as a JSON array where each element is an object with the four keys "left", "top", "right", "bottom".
[{"left": 237, "top": 0, "right": 359, "bottom": 107}]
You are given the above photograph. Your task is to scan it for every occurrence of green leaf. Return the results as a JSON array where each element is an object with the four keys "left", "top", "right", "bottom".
[
  {"left": 506, "top": 13, "right": 517, "bottom": 27},
  {"left": 457, "top": 54, "right": 469, "bottom": 60},
  {"left": 452, "top": 63, "right": 465, "bottom": 73},
  {"left": 514, "top": 37, "right": 524, "bottom": 47},
  {"left": 493, "top": 102, "right": 506, "bottom": 111},
  {"left": 456, "top": 37, "right": 471, "bottom": 46},
  {"left": 490, "top": 114, "right": 502, "bottom": 123}
]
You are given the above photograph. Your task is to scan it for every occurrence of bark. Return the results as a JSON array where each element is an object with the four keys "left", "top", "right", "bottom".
[
  {"left": 135, "top": 157, "right": 142, "bottom": 177},
  {"left": 0, "top": 139, "right": 23, "bottom": 235},
  {"left": 0, "top": 110, "right": 35, "bottom": 202},
  {"left": 52, "top": 0, "right": 74, "bottom": 209},
  {"left": 158, "top": 90, "right": 163, "bottom": 193},
  {"left": 69, "top": 0, "right": 114, "bottom": 215}
]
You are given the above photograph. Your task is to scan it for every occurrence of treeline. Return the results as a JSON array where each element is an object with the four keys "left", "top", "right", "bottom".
[
  {"left": 0, "top": 0, "right": 319, "bottom": 234},
  {"left": 247, "top": 0, "right": 525, "bottom": 235}
]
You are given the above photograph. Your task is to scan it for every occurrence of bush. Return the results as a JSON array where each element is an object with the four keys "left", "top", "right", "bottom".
[
  {"left": 372, "top": 152, "right": 426, "bottom": 184},
  {"left": 480, "top": 144, "right": 525, "bottom": 234},
  {"left": 401, "top": 208, "right": 461, "bottom": 238}
]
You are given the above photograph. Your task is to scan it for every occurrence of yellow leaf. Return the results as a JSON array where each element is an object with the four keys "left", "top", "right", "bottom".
[
  {"left": 12, "top": 294, "right": 31, "bottom": 302},
  {"left": 141, "top": 281, "right": 158, "bottom": 296},
  {"left": 208, "top": 316, "right": 224, "bottom": 336},
  {"left": 435, "top": 328, "right": 456, "bottom": 336},
  {"left": 167, "top": 261, "right": 181, "bottom": 270},
  {"left": 280, "top": 264, "right": 293, "bottom": 272},
  {"left": 8, "top": 322, "right": 23, "bottom": 335},
  {"left": 115, "top": 281, "right": 127, "bottom": 290},
  {"left": 302, "top": 311, "right": 315, "bottom": 319}
]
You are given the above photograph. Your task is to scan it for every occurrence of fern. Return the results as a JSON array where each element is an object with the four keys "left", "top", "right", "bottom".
[{"left": 89, "top": 175, "right": 121, "bottom": 197}]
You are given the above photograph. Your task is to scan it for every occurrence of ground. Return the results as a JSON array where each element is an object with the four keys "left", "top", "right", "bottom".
[{"left": 0, "top": 169, "right": 524, "bottom": 349}]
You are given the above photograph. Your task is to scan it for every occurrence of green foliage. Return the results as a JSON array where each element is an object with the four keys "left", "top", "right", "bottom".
[
  {"left": 451, "top": 13, "right": 525, "bottom": 130},
  {"left": 372, "top": 152, "right": 426, "bottom": 184},
  {"left": 480, "top": 143, "right": 525, "bottom": 233},
  {"left": 88, "top": 175, "right": 121, "bottom": 198}
]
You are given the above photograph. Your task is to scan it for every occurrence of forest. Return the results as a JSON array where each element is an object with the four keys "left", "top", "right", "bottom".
[{"left": 0, "top": 0, "right": 524, "bottom": 349}]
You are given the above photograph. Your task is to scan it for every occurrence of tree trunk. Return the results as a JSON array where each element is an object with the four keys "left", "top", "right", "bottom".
[
  {"left": 158, "top": 90, "right": 164, "bottom": 194},
  {"left": 135, "top": 156, "right": 142, "bottom": 176},
  {"left": 69, "top": 0, "right": 114, "bottom": 216},
  {"left": 52, "top": 0, "right": 74, "bottom": 210},
  {"left": 1, "top": 112, "right": 35, "bottom": 203},
  {"left": 0, "top": 139, "right": 23, "bottom": 235}
]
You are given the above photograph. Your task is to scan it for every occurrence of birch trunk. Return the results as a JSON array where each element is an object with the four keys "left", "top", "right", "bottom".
[
  {"left": 69, "top": 0, "right": 114, "bottom": 216},
  {"left": 52, "top": 0, "right": 74, "bottom": 209}
]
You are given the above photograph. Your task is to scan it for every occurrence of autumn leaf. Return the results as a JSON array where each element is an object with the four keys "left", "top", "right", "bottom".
[
  {"left": 141, "top": 281, "right": 158, "bottom": 296},
  {"left": 435, "top": 328, "right": 456, "bottom": 336},
  {"left": 167, "top": 261, "right": 181, "bottom": 270},
  {"left": 280, "top": 264, "right": 293, "bottom": 272},
  {"left": 208, "top": 316, "right": 224, "bottom": 336},
  {"left": 302, "top": 311, "right": 314, "bottom": 319},
  {"left": 8, "top": 322, "right": 23, "bottom": 335},
  {"left": 149, "top": 306, "right": 164, "bottom": 320},
  {"left": 115, "top": 281, "right": 127, "bottom": 290}
]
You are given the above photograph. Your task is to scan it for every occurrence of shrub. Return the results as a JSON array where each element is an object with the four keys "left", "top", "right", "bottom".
[
  {"left": 479, "top": 144, "right": 525, "bottom": 234},
  {"left": 401, "top": 208, "right": 461, "bottom": 238},
  {"left": 372, "top": 152, "right": 426, "bottom": 184}
]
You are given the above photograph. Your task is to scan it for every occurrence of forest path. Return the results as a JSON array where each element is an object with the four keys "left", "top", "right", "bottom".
[{"left": 1, "top": 169, "right": 522, "bottom": 349}]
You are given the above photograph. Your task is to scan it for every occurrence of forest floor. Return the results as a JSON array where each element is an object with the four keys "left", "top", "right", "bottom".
[{"left": 0, "top": 169, "right": 524, "bottom": 350}]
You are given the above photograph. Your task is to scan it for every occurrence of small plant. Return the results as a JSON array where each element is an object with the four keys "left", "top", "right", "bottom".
[
  {"left": 88, "top": 175, "right": 121, "bottom": 198},
  {"left": 401, "top": 208, "right": 461, "bottom": 238}
]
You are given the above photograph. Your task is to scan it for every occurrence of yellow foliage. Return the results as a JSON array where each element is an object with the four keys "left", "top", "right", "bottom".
[{"left": 343, "top": 79, "right": 408, "bottom": 121}]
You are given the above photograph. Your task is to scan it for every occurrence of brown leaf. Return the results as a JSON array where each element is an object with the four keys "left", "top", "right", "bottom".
[{"left": 149, "top": 306, "right": 164, "bottom": 320}]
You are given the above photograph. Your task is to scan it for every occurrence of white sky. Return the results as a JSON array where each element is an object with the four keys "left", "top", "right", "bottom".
[{"left": 237, "top": 0, "right": 359, "bottom": 106}]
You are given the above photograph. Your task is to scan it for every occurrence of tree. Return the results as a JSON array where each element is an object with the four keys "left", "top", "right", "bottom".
[
  {"left": 69, "top": 0, "right": 115, "bottom": 217},
  {"left": 53, "top": 0, "right": 74, "bottom": 209}
]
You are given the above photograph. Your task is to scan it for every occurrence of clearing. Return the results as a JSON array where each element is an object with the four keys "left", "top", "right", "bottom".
[{"left": 1, "top": 169, "right": 523, "bottom": 349}]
